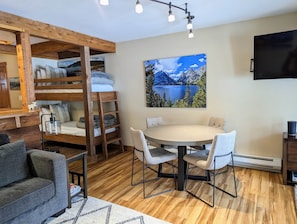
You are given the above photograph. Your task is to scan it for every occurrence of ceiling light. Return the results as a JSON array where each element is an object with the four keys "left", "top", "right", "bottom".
[
  {"left": 186, "top": 13, "right": 194, "bottom": 30},
  {"left": 168, "top": 3, "right": 175, "bottom": 22},
  {"left": 135, "top": 0, "right": 143, "bottom": 14},
  {"left": 188, "top": 29, "right": 194, "bottom": 38},
  {"left": 168, "top": 12, "right": 175, "bottom": 22},
  {"left": 99, "top": 0, "right": 109, "bottom": 6},
  {"left": 187, "top": 20, "right": 193, "bottom": 30}
]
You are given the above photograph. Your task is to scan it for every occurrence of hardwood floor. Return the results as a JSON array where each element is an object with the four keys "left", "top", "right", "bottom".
[{"left": 64, "top": 147, "right": 297, "bottom": 224}]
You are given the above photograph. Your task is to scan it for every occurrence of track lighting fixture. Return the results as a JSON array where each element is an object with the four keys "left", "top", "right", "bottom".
[
  {"left": 99, "top": 0, "right": 195, "bottom": 38},
  {"left": 99, "top": 0, "right": 109, "bottom": 6}
]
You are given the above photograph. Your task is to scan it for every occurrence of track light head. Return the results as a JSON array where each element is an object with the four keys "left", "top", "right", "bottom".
[
  {"left": 186, "top": 13, "right": 194, "bottom": 29},
  {"left": 188, "top": 29, "right": 194, "bottom": 38},
  {"left": 99, "top": 0, "right": 109, "bottom": 6},
  {"left": 168, "top": 2, "right": 175, "bottom": 22},
  {"left": 135, "top": 0, "right": 143, "bottom": 14},
  {"left": 187, "top": 20, "right": 193, "bottom": 30}
]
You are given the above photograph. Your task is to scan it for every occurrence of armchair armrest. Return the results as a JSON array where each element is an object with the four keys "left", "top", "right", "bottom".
[{"left": 27, "top": 150, "right": 67, "bottom": 196}]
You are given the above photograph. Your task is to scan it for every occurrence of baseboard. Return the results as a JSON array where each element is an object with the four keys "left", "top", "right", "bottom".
[{"left": 233, "top": 153, "right": 281, "bottom": 173}]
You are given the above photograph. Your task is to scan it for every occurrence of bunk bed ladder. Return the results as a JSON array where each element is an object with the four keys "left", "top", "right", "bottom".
[{"left": 97, "top": 91, "right": 124, "bottom": 159}]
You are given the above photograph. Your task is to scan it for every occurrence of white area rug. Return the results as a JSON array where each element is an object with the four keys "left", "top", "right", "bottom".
[{"left": 47, "top": 195, "right": 171, "bottom": 224}]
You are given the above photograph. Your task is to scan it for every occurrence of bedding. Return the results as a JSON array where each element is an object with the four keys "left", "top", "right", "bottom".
[
  {"left": 60, "top": 121, "right": 115, "bottom": 137},
  {"left": 34, "top": 65, "right": 67, "bottom": 86},
  {"left": 34, "top": 84, "right": 114, "bottom": 93},
  {"left": 40, "top": 105, "right": 116, "bottom": 137},
  {"left": 77, "top": 115, "right": 100, "bottom": 129},
  {"left": 49, "top": 104, "right": 70, "bottom": 123},
  {"left": 34, "top": 67, "right": 115, "bottom": 93},
  {"left": 35, "top": 68, "right": 113, "bottom": 85},
  {"left": 76, "top": 114, "right": 117, "bottom": 129}
]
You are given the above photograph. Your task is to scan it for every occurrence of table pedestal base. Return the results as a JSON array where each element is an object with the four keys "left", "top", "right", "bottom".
[{"left": 158, "top": 145, "right": 210, "bottom": 191}]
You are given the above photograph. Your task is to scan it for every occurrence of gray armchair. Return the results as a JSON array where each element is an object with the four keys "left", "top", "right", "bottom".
[{"left": 0, "top": 139, "right": 68, "bottom": 224}]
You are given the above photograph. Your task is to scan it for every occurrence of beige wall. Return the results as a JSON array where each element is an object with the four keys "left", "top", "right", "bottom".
[
  {"left": 0, "top": 54, "right": 22, "bottom": 108},
  {"left": 106, "top": 12, "right": 297, "bottom": 159}
]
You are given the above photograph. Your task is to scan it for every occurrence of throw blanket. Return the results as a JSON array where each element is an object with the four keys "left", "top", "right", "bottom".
[{"left": 76, "top": 115, "right": 116, "bottom": 129}]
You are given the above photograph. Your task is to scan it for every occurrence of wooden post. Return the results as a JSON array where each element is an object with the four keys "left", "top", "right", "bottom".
[
  {"left": 15, "top": 31, "right": 35, "bottom": 110},
  {"left": 80, "top": 46, "right": 95, "bottom": 155}
]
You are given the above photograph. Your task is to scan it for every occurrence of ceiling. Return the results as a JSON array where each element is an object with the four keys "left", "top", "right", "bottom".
[{"left": 0, "top": 0, "right": 297, "bottom": 43}]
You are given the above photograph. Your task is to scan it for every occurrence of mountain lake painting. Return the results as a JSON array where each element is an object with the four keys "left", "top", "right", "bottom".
[{"left": 145, "top": 54, "right": 207, "bottom": 108}]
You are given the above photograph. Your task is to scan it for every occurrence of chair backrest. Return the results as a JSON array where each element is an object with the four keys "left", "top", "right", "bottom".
[
  {"left": 198, "top": 130, "right": 236, "bottom": 170},
  {"left": 0, "top": 134, "right": 10, "bottom": 146},
  {"left": 130, "top": 127, "right": 155, "bottom": 164},
  {"left": 208, "top": 117, "right": 225, "bottom": 130},
  {"left": 146, "top": 117, "right": 164, "bottom": 128}
]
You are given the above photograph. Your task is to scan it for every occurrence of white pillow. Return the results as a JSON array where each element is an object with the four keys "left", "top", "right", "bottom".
[{"left": 49, "top": 104, "right": 70, "bottom": 123}]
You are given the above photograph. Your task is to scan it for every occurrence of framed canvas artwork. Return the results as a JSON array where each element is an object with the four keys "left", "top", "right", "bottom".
[
  {"left": 9, "top": 77, "right": 20, "bottom": 90},
  {"left": 145, "top": 53, "right": 206, "bottom": 108}
]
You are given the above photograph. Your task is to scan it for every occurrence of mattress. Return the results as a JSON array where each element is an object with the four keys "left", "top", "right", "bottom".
[
  {"left": 35, "top": 84, "right": 114, "bottom": 93},
  {"left": 60, "top": 121, "right": 115, "bottom": 137}
]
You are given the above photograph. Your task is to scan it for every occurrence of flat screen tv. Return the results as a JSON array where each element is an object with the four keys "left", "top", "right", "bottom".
[{"left": 253, "top": 29, "right": 297, "bottom": 80}]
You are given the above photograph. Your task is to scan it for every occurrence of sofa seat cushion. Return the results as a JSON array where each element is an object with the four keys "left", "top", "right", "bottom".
[{"left": 0, "top": 177, "right": 55, "bottom": 224}]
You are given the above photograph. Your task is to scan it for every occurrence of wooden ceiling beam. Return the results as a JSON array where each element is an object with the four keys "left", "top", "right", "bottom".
[
  {"left": 0, "top": 43, "right": 59, "bottom": 59},
  {"left": 0, "top": 10, "right": 116, "bottom": 53},
  {"left": 31, "top": 52, "right": 60, "bottom": 60},
  {"left": 31, "top": 41, "right": 79, "bottom": 57},
  {"left": 0, "top": 42, "right": 104, "bottom": 59}
]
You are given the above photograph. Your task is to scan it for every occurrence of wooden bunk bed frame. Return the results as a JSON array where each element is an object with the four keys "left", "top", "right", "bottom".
[
  {"left": 35, "top": 74, "right": 124, "bottom": 159},
  {"left": 0, "top": 10, "right": 122, "bottom": 159}
]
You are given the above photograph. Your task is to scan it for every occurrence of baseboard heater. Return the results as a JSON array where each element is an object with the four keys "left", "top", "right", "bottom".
[{"left": 232, "top": 154, "right": 281, "bottom": 173}]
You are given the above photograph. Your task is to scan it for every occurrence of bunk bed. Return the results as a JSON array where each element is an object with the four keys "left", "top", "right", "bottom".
[
  {"left": 34, "top": 68, "right": 124, "bottom": 159},
  {"left": 0, "top": 10, "right": 119, "bottom": 159}
]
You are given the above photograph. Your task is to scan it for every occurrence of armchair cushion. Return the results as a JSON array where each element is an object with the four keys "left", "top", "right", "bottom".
[
  {"left": 0, "top": 177, "right": 54, "bottom": 223},
  {"left": 0, "top": 140, "right": 30, "bottom": 188}
]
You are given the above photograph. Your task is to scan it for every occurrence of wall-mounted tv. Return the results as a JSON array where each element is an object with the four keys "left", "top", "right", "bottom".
[{"left": 253, "top": 29, "right": 297, "bottom": 80}]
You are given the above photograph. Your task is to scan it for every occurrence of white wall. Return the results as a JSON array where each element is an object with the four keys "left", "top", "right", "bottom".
[{"left": 105, "top": 12, "right": 297, "bottom": 159}]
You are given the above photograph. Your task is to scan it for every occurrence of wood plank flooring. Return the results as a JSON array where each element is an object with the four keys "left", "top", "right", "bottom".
[{"left": 64, "top": 147, "right": 297, "bottom": 224}]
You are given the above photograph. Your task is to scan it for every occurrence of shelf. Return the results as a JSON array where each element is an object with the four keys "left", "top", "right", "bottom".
[{"left": 0, "top": 110, "right": 40, "bottom": 131}]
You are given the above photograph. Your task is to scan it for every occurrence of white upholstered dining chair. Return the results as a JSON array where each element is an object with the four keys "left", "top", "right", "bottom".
[
  {"left": 189, "top": 116, "right": 226, "bottom": 152},
  {"left": 208, "top": 117, "right": 225, "bottom": 129},
  {"left": 146, "top": 116, "right": 178, "bottom": 154},
  {"left": 146, "top": 116, "right": 164, "bottom": 128},
  {"left": 204, "top": 117, "right": 226, "bottom": 150},
  {"left": 130, "top": 127, "right": 177, "bottom": 198},
  {"left": 183, "top": 130, "right": 237, "bottom": 207}
]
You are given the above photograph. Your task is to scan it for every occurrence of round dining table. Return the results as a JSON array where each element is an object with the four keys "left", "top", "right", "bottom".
[{"left": 143, "top": 124, "right": 225, "bottom": 190}]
